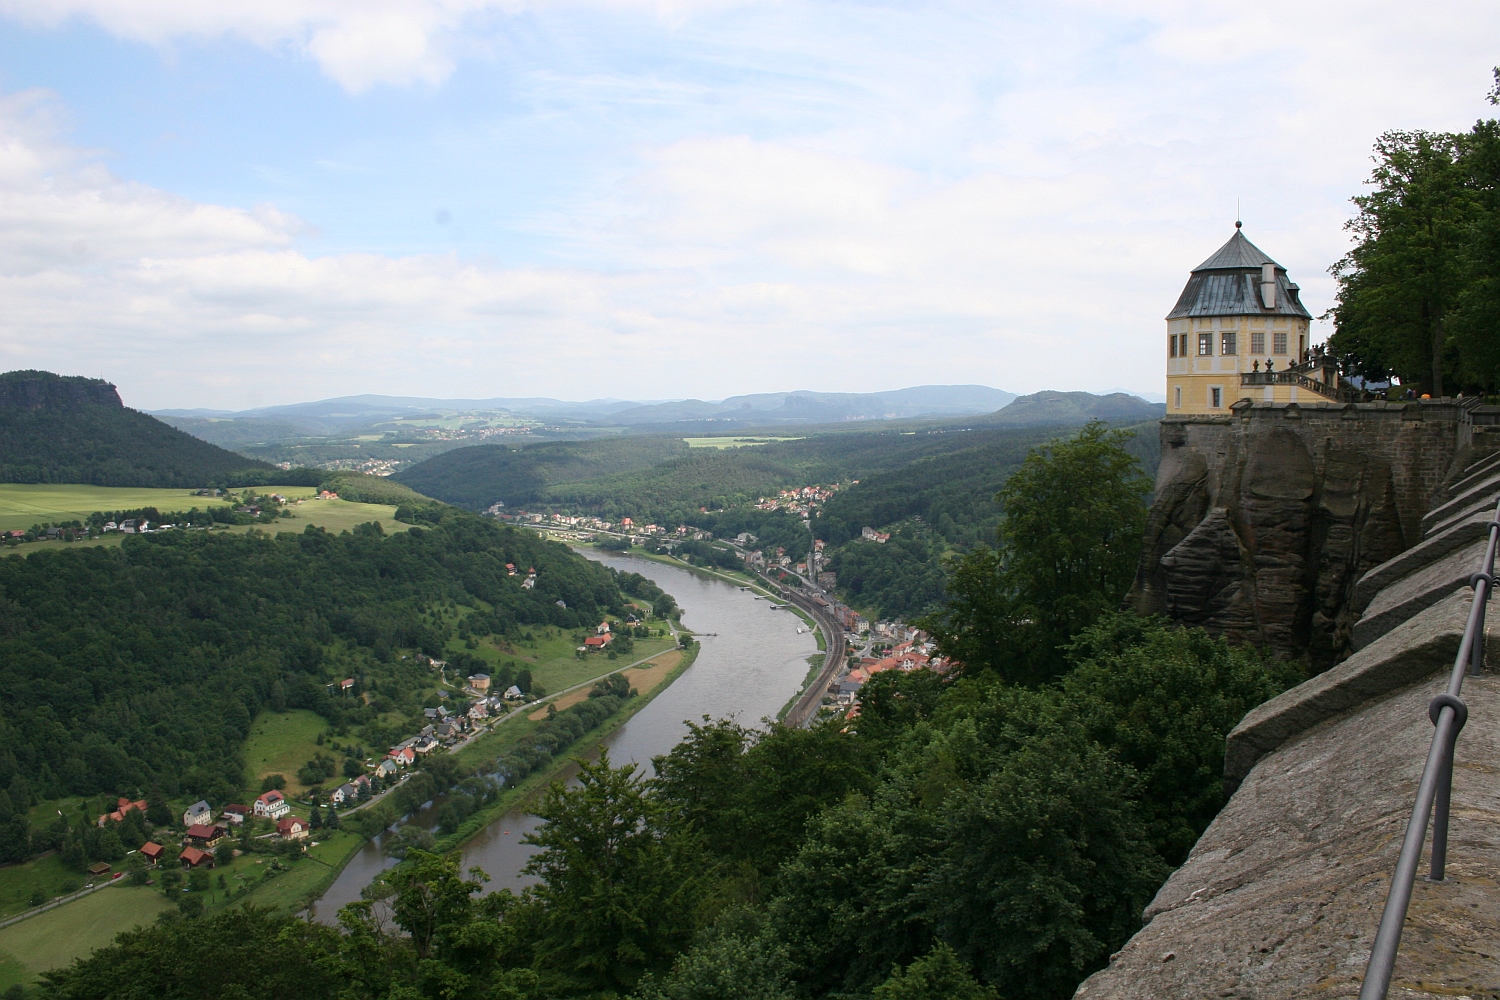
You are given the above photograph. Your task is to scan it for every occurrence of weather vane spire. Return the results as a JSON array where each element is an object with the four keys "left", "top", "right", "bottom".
[{"left": 1236, "top": 198, "right": 1242, "bottom": 229}]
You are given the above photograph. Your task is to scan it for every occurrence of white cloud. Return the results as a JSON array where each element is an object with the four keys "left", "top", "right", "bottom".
[
  {"left": 0, "top": 0, "right": 740, "bottom": 92},
  {"left": 0, "top": 2, "right": 1498, "bottom": 407}
]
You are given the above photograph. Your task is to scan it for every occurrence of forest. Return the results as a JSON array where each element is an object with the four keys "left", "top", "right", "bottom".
[
  {"left": 34, "top": 423, "right": 1302, "bottom": 1000},
  {"left": 0, "top": 508, "right": 628, "bottom": 832}
]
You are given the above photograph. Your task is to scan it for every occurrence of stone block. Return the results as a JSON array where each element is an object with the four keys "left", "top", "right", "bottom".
[
  {"left": 1351, "top": 538, "right": 1493, "bottom": 649},
  {"left": 1420, "top": 470, "right": 1500, "bottom": 536},
  {"left": 1224, "top": 592, "right": 1497, "bottom": 788},
  {"left": 1075, "top": 670, "right": 1500, "bottom": 1000},
  {"left": 1441, "top": 449, "right": 1500, "bottom": 502},
  {"left": 1354, "top": 509, "right": 1498, "bottom": 611}
]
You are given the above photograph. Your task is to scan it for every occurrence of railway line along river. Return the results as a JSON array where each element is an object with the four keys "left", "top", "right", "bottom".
[{"left": 307, "top": 549, "right": 819, "bottom": 921}]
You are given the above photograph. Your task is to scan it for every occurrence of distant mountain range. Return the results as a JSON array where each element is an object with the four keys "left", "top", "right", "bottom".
[{"left": 151, "top": 385, "right": 1031, "bottom": 438}]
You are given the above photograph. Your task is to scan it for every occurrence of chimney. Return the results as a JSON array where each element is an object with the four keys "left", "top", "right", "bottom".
[{"left": 1260, "top": 262, "right": 1277, "bottom": 309}]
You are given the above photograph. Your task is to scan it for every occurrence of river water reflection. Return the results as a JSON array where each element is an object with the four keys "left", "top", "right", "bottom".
[{"left": 308, "top": 551, "right": 817, "bottom": 922}]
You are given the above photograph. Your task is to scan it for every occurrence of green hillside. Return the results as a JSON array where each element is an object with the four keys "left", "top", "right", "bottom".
[
  {"left": 0, "top": 371, "right": 276, "bottom": 488},
  {"left": 395, "top": 436, "right": 689, "bottom": 508}
]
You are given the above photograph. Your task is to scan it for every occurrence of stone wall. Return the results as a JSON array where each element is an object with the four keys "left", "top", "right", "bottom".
[{"left": 1127, "top": 400, "right": 1486, "bottom": 663}]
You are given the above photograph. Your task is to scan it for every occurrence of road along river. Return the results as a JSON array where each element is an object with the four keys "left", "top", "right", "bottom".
[{"left": 307, "top": 550, "right": 819, "bottom": 921}]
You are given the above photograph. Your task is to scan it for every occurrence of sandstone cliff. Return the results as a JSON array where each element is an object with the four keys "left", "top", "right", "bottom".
[
  {"left": 1128, "top": 400, "right": 1489, "bottom": 664},
  {"left": 0, "top": 370, "right": 122, "bottom": 410},
  {"left": 1079, "top": 430, "right": 1500, "bottom": 998}
]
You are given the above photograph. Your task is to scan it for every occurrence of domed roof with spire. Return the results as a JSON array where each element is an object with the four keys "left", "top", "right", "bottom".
[{"left": 1166, "top": 225, "right": 1311, "bottom": 320}]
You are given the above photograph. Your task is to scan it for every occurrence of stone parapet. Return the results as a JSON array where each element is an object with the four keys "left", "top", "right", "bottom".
[
  {"left": 1075, "top": 666, "right": 1500, "bottom": 1000},
  {"left": 1223, "top": 591, "right": 1497, "bottom": 788}
]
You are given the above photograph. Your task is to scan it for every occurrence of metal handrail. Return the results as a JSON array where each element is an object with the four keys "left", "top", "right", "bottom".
[{"left": 1359, "top": 495, "right": 1500, "bottom": 998}]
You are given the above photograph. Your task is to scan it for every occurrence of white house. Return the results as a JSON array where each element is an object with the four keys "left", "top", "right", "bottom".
[
  {"left": 253, "top": 789, "right": 290, "bottom": 819},
  {"left": 182, "top": 800, "right": 213, "bottom": 827}
]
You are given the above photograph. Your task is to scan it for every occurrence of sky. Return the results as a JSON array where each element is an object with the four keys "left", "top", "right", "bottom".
[{"left": 0, "top": 1, "right": 1496, "bottom": 410}]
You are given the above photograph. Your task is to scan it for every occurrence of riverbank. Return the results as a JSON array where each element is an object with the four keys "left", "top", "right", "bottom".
[
  {"left": 283, "top": 644, "right": 700, "bottom": 916},
  {"left": 439, "top": 645, "right": 696, "bottom": 852}
]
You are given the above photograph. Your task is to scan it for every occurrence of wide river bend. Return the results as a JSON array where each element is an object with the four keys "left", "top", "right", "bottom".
[{"left": 308, "top": 550, "right": 818, "bottom": 921}]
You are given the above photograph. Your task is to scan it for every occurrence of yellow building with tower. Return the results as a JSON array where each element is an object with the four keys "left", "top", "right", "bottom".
[{"left": 1166, "top": 225, "right": 1345, "bottom": 414}]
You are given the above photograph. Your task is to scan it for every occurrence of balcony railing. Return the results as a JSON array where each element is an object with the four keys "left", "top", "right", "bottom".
[{"left": 1240, "top": 368, "right": 1352, "bottom": 402}]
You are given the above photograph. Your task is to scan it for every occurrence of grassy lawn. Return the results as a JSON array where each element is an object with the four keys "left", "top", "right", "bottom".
[
  {"left": 0, "top": 854, "right": 83, "bottom": 920},
  {"left": 225, "top": 498, "right": 411, "bottom": 538},
  {"left": 243, "top": 709, "right": 331, "bottom": 799},
  {"left": 0, "top": 884, "right": 173, "bottom": 987},
  {"left": 233, "top": 832, "right": 363, "bottom": 913}
]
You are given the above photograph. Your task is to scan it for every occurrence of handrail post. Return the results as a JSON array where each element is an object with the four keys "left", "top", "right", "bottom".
[{"left": 1427, "top": 734, "right": 1454, "bottom": 882}]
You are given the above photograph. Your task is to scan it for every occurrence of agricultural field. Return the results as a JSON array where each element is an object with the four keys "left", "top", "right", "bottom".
[
  {"left": 0, "top": 483, "right": 280, "bottom": 532},
  {"left": 681, "top": 436, "right": 803, "bottom": 449},
  {"left": 0, "top": 884, "right": 172, "bottom": 990},
  {"left": 1, "top": 494, "right": 408, "bottom": 557},
  {"left": 243, "top": 709, "right": 333, "bottom": 799},
  {"left": 527, "top": 648, "right": 683, "bottom": 719}
]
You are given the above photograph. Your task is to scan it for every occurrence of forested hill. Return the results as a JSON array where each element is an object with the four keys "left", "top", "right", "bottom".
[
  {"left": 0, "top": 370, "right": 276, "bottom": 487},
  {"left": 0, "top": 510, "right": 626, "bottom": 805}
]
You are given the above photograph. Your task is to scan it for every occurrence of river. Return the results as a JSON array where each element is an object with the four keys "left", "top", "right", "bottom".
[{"left": 307, "top": 550, "right": 819, "bottom": 921}]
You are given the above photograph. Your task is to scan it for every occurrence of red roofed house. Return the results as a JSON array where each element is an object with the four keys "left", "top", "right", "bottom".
[
  {"left": 583, "top": 634, "right": 612, "bottom": 648},
  {"left": 222, "top": 804, "right": 249, "bottom": 825},
  {"left": 277, "top": 816, "right": 309, "bottom": 840},
  {"left": 98, "top": 797, "right": 149, "bottom": 827},
  {"left": 254, "top": 789, "right": 290, "bottom": 819},
  {"left": 179, "top": 847, "right": 214, "bottom": 869},
  {"left": 597, "top": 621, "right": 611, "bottom": 635},
  {"left": 140, "top": 842, "right": 164, "bottom": 865},
  {"left": 389, "top": 746, "right": 416, "bottom": 766}
]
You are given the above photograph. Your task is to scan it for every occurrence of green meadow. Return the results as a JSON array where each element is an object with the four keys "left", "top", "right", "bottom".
[{"left": 0, "top": 885, "right": 173, "bottom": 990}]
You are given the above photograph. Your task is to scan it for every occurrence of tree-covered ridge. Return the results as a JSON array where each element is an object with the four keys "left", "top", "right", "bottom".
[
  {"left": 0, "top": 512, "right": 627, "bottom": 809},
  {"left": 819, "top": 422, "right": 1161, "bottom": 620},
  {"left": 0, "top": 370, "right": 277, "bottom": 488}
]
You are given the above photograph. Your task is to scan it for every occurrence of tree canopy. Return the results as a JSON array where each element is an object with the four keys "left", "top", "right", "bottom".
[{"left": 1329, "top": 70, "right": 1500, "bottom": 395}]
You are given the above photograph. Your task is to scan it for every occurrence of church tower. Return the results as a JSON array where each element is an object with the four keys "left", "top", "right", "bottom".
[{"left": 1166, "top": 225, "right": 1314, "bottom": 414}]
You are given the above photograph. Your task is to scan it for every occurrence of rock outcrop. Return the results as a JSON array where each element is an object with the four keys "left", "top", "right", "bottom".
[
  {"left": 1078, "top": 437, "right": 1500, "bottom": 999},
  {"left": 1129, "top": 400, "right": 1493, "bottom": 664},
  {"left": 0, "top": 370, "right": 122, "bottom": 410}
]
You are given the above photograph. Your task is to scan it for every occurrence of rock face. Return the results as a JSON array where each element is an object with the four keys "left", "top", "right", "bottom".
[
  {"left": 1129, "top": 400, "right": 1488, "bottom": 664},
  {"left": 0, "top": 370, "right": 122, "bottom": 410},
  {"left": 1078, "top": 439, "right": 1500, "bottom": 999}
]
